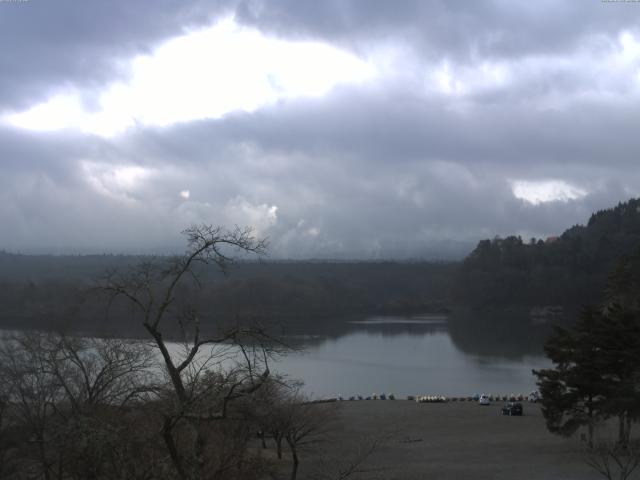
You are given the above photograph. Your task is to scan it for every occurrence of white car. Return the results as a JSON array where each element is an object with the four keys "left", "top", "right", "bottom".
[{"left": 478, "top": 394, "right": 491, "bottom": 405}]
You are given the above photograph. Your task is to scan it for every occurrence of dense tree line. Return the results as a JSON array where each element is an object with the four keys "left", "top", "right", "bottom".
[
  {"left": 0, "top": 258, "right": 455, "bottom": 336},
  {"left": 454, "top": 198, "right": 640, "bottom": 313}
]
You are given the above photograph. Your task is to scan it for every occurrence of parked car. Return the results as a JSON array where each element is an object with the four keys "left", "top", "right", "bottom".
[
  {"left": 501, "top": 402, "right": 523, "bottom": 416},
  {"left": 478, "top": 394, "right": 491, "bottom": 405}
]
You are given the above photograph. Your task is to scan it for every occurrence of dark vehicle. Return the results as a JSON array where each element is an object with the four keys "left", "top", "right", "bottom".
[{"left": 501, "top": 402, "right": 523, "bottom": 416}]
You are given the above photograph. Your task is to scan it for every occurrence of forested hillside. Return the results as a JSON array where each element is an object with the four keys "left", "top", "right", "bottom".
[
  {"left": 0, "top": 256, "right": 455, "bottom": 335},
  {"left": 453, "top": 198, "right": 640, "bottom": 311},
  {"left": 4, "top": 198, "right": 640, "bottom": 336}
]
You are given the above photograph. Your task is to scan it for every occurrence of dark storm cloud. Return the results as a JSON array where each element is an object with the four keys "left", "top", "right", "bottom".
[
  {"left": 1, "top": 0, "right": 640, "bottom": 256},
  {"left": 214, "top": 89, "right": 640, "bottom": 169},
  {"left": 233, "top": 0, "right": 640, "bottom": 60},
  {"left": 136, "top": 81, "right": 640, "bottom": 186},
  {"left": 99, "top": 87, "right": 634, "bottom": 257}
]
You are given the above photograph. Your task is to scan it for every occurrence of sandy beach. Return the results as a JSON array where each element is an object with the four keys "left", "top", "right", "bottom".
[{"left": 296, "top": 400, "right": 604, "bottom": 480}]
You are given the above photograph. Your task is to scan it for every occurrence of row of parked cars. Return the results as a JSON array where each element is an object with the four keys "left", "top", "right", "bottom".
[
  {"left": 478, "top": 391, "right": 539, "bottom": 416},
  {"left": 477, "top": 392, "right": 540, "bottom": 403}
]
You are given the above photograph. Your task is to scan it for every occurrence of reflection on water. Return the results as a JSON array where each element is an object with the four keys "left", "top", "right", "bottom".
[
  {"left": 1, "top": 311, "right": 552, "bottom": 401},
  {"left": 447, "top": 308, "right": 551, "bottom": 358},
  {"left": 273, "top": 313, "right": 551, "bottom": 398}
]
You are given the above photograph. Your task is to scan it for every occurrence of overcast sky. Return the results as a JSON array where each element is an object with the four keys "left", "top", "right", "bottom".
[{"left": 1, "top": 0, "right": 640, "bottom": 258}]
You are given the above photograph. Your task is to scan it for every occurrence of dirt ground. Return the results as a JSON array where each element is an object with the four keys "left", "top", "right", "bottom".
[{"left": 295, "top": 400, "right": 607, "bottom": 480}]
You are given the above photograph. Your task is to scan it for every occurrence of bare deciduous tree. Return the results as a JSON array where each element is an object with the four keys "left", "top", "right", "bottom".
[
  {"left": 309, "top": 434, "right": 387, "bottom": 480},
  {"left": 101, "top": 224, "right": 285, "bottom": 480},
  {"left": 584, "top": 439, "right": 640, "bottom": 480},
  {"left": 281, "top": 395, "right": 337, "bottom": 480},
  {"left": 0, "top": 331, "right": 157, "bottom": 480},
  {"left": 0, "top": 332, "right": 68, "bottom": 479}
]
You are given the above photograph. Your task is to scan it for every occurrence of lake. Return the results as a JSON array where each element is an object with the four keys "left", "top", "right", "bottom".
[
  {"left": 269, "top": 314, "right": 551, "bottom": 398},
  {"left": 1, "top": 313, "right": 552, "bottom": 400}
]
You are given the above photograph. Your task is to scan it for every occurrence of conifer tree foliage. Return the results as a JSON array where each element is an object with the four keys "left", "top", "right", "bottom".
[
  {"left": 533, "top": 307, "right": 606, "bottom": 447},
  {"left": 533, "top": 248, "right": 640, "bottom": 448},
  {"left": 455, "top": 198, "right": 640, "bottom": 311}
]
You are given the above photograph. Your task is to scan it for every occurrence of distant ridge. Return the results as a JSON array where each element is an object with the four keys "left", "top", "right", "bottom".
[{"left": 453, "top": 197, "right": 640, "bottom": 311}]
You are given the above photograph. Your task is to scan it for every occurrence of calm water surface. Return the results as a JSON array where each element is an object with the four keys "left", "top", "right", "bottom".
[
  {"left": 271, "top": 315, "right": 551, "bottom": 398},
  {"left": 2, "top": 314, "right": 551, "bottom": 400}
]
